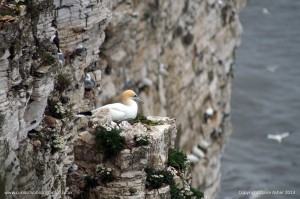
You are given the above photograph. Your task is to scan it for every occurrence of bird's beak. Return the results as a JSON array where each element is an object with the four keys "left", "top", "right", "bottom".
[{"left": 133, "top": 96, "right": 143, "bottom": 104}]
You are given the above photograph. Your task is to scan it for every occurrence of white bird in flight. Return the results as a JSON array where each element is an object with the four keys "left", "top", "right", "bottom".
[
  {"left": 267, "top": 132, "right": 290, "bottom": 143},
  {"left": 78, "top": 90, "right": 143, "bottom": 121},
  {"left": 262, "top": 8, "right": 270, "bottom": 15}
]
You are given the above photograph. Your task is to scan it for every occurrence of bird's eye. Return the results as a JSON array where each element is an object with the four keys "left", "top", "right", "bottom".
[{"left": 133, "top": 95, "right": 137, "bottom": 97}]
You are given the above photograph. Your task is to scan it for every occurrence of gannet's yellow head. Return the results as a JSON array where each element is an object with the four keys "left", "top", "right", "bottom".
[{"left": 122, "top": 90, "right": 143, "bottom": 105}]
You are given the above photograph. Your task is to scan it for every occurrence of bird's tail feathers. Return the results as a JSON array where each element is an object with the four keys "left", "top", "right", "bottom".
[{"left": 75, "top": 111, "right": 92, "bottom": 117}]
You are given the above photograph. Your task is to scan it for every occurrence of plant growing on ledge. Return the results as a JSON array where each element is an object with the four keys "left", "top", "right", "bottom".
[
  {"left": 96, "top": 164, "right": 115, "bottom": 184},
  {"left": 128, "top": 114, "right": 164, "bottom": 125},
  {"left": 134, "top": 135, "right": 151, "bottom": 147},
  {"left": 51, "top": 134, "right": 64, "bottom": 154},
  {"left": 170, "top": 185, "right": 204, "bottom": 199},
  {"left": 95, "top": 126, "right": 126, "bottom": 158},
  {"left": 145, "top": 168, "right": 174, "bottom": 190},
  {"left": 47, "top": 97, "right": 74, "bottom": 120},
  {"left": 55, "top": 73, "right": 71, "bottom": 93},
  {"left": 167, "top": 148, "right": 188, "bottom": 170},
  {"left": 84, "top": 176, "right": 98, "bottom": 188}
]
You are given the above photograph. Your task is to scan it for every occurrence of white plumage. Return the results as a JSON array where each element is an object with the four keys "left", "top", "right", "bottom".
[
  {"left": 84, "top": 73, "right": 95, "bottom": 89},
  {"left": 77, "top": 90, "right": 143, "bottom": 121},
  {"left": 187, "top": 154, "right": 200, "bottom": 163},
  {"left": 267, "top": 132, "right": 290, "bottom": 143}
]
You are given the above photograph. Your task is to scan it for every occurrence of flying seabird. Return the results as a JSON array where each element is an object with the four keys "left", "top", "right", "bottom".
[
  {"left": 262, "top": 8, "right": 270, "bottom": 15},
  {"left": 84, "top": 73, "right": 96, "bottom": 90},
  {"left": 77, "top": 90, "right": 143, "bottom": 121},
  {"left": 75, "top": 45, "right": 87, "bottom": 56},
  {"left": 266, "top": 65, "right": 279, "bottom": 73},
  {"left": 267, "top": 132, "right": 290, "bottom": 143}
]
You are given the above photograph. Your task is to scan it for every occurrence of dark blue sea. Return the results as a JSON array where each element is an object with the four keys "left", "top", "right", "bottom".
[{"left": 218, "top": 0, "right": 300, "bottom": 198}]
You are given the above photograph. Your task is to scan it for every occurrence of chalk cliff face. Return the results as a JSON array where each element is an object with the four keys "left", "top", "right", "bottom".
[{"left": 0, "top": 0, "right": 247, "bottom": 198}]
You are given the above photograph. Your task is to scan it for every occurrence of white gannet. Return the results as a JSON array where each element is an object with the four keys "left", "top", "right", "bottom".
[
  {"left": 78, "top": 90, "right": 143, "bottom": 121},
  {"left": 84, "top": 73, "right": 95, "bottom": 90},
  {"left": 267, "top": 132, "right": 290, "bottom": 143}
]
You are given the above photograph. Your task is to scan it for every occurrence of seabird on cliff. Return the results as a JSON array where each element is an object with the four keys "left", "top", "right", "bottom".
[
  {"left": 75, "top": 45, "right": 87, "bottom": 56},
  {"left": 51, "top": 20, "right": 58, "bottom": 28},
  {"left": 159, "top": 63, "right": 169, "bottom": 76},
  {"left": 84, "top": 73, "right": 96, "bottom": 90},
  {"left": 187, "top": 154, "right": 200, "bottom": 163},
  {"left": 267, "top": 132, "right": 290, "bottom": 143},
  {"left": 77, "top": 90, "right": 143, "bottom": 121},
  {"left": 204, "top": 107, "right": 215, "bottom": 123},
  {"left": 50, "top": 31, "right": 60, "bottom": 52},
  {"left": 57, "top": 51, "right": 65, "bottom": 66},
  {"left": 68, "top": 164, "right": 78, "bottom": 173},
  {"left": 192, "top": 146, "right": 205, "bottom": 159}
]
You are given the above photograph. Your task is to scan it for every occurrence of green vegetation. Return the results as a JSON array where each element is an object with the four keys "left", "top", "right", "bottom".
[
  {"left": 36, "top": 45, "right": 56, "bottom": 66},
  {"left": 145, "top": 168, "right": 174, "bottom": 190},
  {"left": 135, "top": 135, "right": 151, "bottom": 147},
  {"left": 95, "top": 126, "right": 125, "bottom": 158},
  {"left": 51, "top": 135, "right": 64, "bottom": 154},
  {"left": 128, "top": 114, "right": 164, "bottom": 125},
  {"left": 47, "top": 96, "right": 74, "bottom": 120},
  {"left": 167, "top": 148, "right": 187, "bottom": 170},
  {"left": 48, "top": 98, "right": 64, "bottom": 119},
  {"left": 170, "top": 185, "right": 181, "bottom": 199},
  {"left": 55, "top": 73, "right": 71, "bottom": 93},
  {"left": 170, "top": 185, "right": 204, "bottom": 199},
  {"left": 96, "top": 164, "right": 115, "bottom": 184},
  {"left": 191, "top": 188, "right": 204, "bottom": 199}
]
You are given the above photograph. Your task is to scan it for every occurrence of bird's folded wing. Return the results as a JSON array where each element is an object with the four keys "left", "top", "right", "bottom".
[
  {"left": 109, "top": 109, "right": 126, "bottom": 121},
  {"left": 91, "top": 103, "right": 127, "bottom": 120}
]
